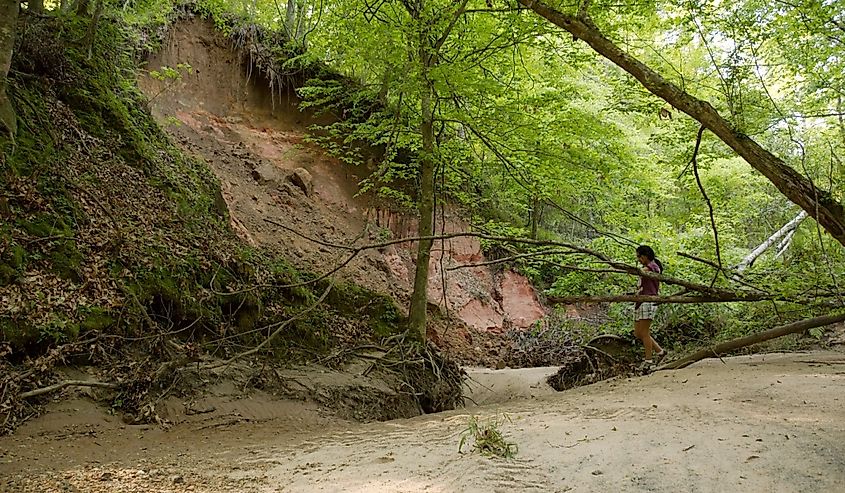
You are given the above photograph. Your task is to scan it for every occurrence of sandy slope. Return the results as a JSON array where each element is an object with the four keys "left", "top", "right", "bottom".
[{"left": 3, "top": 350, "right": 844, "bottom": 492}]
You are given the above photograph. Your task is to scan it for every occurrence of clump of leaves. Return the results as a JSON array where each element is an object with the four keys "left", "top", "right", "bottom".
[{"left": 458, "top": 415, "right": 518, "bottom": 459}]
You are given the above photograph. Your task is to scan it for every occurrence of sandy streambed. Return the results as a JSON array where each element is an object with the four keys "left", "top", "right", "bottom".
[{"left": 2, "top": 351, "right": 845, "bottom": 492}]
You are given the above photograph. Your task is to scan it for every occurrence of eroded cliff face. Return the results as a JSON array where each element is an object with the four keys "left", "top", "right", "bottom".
[{"left": 139, "top": 18, "right": 545, "bottom": 332}]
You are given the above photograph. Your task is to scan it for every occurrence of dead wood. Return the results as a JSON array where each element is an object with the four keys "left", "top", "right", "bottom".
[
  {"left": 546, "top": 294, "right": 769, "bottom": 304},
  {"left": 20, "top": 380, "right": 117, "bottom": 399},
  {"left": 262, "top": 220, "right": 757, "bottom": 300},
  {"left": 658, "top": 312, "right": 845, "bottom": 370}
]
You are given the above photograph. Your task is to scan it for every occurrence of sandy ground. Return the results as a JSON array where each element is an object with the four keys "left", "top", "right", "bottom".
[{"left": 2, "top": 350, "right": 845, "bottom": 492}]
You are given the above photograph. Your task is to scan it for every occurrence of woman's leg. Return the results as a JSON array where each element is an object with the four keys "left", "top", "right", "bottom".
[
  {"left": 650, "top": 334, "right": 664, "bottom": 355},
  {"left": 633, "top": 319, "right": 653, "bottom": 360}
]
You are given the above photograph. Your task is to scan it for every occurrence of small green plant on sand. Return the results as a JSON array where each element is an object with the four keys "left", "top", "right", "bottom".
[{"left": 459, "top": 415, "right": 518, "bottom": 459}]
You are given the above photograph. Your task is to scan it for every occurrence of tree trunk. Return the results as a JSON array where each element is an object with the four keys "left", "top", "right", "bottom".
[
  {"left": 659, "top": 312, "right": 845, "bottom": 370},
  {"left": 735, "top": 211, "right": 807, "bottom": 272},
  {"left": 29, "top": 0, "right": 44, "bottom": 13},
  {"left": 0, "top": 0, "right": 18, "bottom": 141},
  {"left": 294, "top": 1, "right": 307, "bottom": 43},
  {"left": 774, "top": 228, "right": 797, "bottom": 259},
  {"left": 517, "top": 0, "right": 845, "bottom": 247},
  {"left": 408, "top": 42, "right": 437, "bottom": 341},
  {"left": 84, "top": 0, "right": 104, "bottom": 59},
  {"left": 284, "top": 0, "right": 296, "bottom": 39}
]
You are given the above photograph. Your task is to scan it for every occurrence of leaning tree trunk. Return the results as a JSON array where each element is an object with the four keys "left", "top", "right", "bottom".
[
  {"left": 517, "top": 0, "right": 845, "bottom": 248},
  {"left": 0, "top": 0, "right": 18, "bottom": 141},
  {"left": 659, "top": 312, "right": 845, "bottom": 370},
  {"left": 736, "top": 211, "right": 807, "bottom": 272}
]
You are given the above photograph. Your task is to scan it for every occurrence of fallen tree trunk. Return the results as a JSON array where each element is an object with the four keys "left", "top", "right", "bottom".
[
  {"left": 658, "top": 312, "right": 845, "bottom": 370},
  {"left": 546, "top": 294, "right": 770, "bottom": 304},
  {"left": 736, "top": 211, "right": 807, "bottom": 272},
  {"left": 516, "top": 0, "right": 845, "bottom": 247},
  {"left": 774, "top": 227, "right": 798, "bottom": 259}
]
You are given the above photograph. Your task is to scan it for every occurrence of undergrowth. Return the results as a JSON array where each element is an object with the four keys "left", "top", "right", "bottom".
[{"left": 0, "top": 10, "right": 461, "bottom": 434}]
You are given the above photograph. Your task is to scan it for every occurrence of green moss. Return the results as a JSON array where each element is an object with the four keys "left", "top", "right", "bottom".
[
  {"left": 49, "top": 240, "right": 84, "bottom": 282},
  {"left": 20, "top": 215, "right": 72, "bottom": 238},
  {"left": 79, "top": 306, "right": 116, "bottom": 331},
  {"left": 37, "top": 317, "right": 80, "bottom": 344},
  {"left": 1, "top": 318, "right": 40, "bottom": 351},
  {"left": 328, "top": 282, "right": 402, "bottom": 337},
  {"left": 0, "top": 242, "right": 26, "bottom": 286},
  {"left": 0, "top": 265, "right": 18, "bottom": 286},
  {"left": 9, "top": 244, "right": 26, "bottom": 269}
]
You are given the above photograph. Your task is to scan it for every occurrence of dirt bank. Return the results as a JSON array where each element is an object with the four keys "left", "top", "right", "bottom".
[
  {"left": 138, "top": 18, "right": 546, "bottom": 339},
  {"left": 3, "top": 350, "right": 844, "bottom": 492}
]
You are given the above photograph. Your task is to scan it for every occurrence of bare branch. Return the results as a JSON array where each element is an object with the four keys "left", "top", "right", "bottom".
[
  {"left": 261, "top": 221, "right": 763, "bottom": 299},
  {"left": 689, "top": 125, "right": 723, "bottom": 277},
  {"left": 20, "top": 380, "right": 118, "bottom": 399},
  {"left": 546, "top": 294, "right": 771, "bottom": 304}
]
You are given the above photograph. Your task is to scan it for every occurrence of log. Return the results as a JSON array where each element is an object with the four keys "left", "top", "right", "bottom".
[{"left": 658, "top": 312, "right": 845, "bottom": 370}]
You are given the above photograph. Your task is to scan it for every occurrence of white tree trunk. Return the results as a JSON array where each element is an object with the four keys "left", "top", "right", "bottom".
[
  {"left": 736, "top": 211, "right": 807, "bottom": 272},
  {"left": 774, "top": 228, "right": 798, "bottom": 260}
]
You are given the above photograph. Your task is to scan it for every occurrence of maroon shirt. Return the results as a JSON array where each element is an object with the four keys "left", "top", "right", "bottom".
[{"left": 636, "top": 261, "right": 661, "bottom": 308}]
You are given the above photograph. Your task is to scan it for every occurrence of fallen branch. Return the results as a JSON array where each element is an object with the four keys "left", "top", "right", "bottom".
[
  {"left": 658, "top": 312, "right": 845, "bottom": 370},
  {"left": 20, "top": 380, "right": 117, "bottom": 399},
  {"left": 546, "top": 294, "right": 770, "bottom": 304},
  {"left": 516, "top": 0, "right": 845, "bottom": 247},
  {"left": 262, "top": 220, "right": 749, "bottom": 298}
]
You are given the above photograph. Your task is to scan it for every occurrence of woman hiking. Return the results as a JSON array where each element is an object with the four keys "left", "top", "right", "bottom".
[{"left": 634, "top": 245, "right": 666, "bottom": 369}]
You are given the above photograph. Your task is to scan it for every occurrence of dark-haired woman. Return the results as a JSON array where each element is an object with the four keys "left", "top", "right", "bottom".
[{"left": 634, "top": 245, "right": 666, "bottom": 368}]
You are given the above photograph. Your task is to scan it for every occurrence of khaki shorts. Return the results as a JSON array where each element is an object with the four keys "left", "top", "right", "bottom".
[{"left": 634, "top": 302, "right": 657, "bottom": 321}]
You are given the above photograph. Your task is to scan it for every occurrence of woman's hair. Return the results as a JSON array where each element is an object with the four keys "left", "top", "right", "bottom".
[{"left": 637, "top": 245, "right": 663, "bottom": 270}]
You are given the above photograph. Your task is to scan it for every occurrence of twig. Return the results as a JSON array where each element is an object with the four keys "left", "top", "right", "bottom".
[
  {"left": 445, "top": 249, "right": 577, "bottom": 270},
  {"left": 677, "top": 252, "right": 770, "bottom": 294}
]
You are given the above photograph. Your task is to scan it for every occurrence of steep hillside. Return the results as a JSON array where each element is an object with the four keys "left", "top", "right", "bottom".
[
  {"left": 0, "top": 13, "right": 461, "bottom": 433},
  {"left": 137, "top": 17, "right": 547, "bottom": 339}
]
